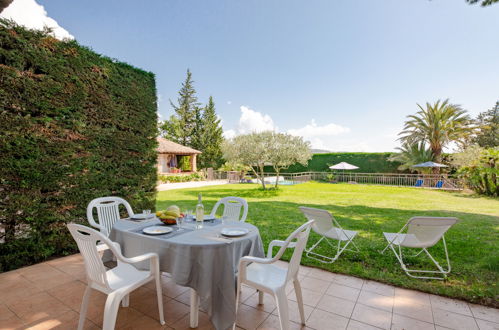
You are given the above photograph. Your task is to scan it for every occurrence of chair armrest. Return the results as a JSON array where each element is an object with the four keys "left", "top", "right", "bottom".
[
  {"left": 120, "top": 252, "right": 158, "bottom": 264},
  {"left": 267, "top": 239, "right": 296, "bottom": 258},
  {"left": 239, "top": 255, "right": 273, "bottom": 265}
]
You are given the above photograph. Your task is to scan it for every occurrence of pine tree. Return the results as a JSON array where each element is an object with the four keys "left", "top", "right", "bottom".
[
  {"left": 199, "top": 96, "right": 224, "bottom": 169},
  {"left": 160, "top": 69, "right": 200, "bottom": 146}
]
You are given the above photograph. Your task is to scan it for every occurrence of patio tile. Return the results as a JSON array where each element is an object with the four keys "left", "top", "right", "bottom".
[
  {"left": 305, "top": 308, "right": 349, "bottom": 330},
  {"left": 391, "top": 313, "right": 434, "bottom": 330},
  {"left": 258, "top": 314, "right": 311, "bottom": 329},
  {"left": 24, "top": 310, "right": 100, "bottom": 330},
  {"left": 299, "top": 276, "right": 332, "bottom": 294},
  {"left": 47, "top": 280, "right": 87, "bottom": 311},
  {"left": 394, "top": 288, "right": 431, "bottom": 306},
  {"left": 137, "top": 295, "right": 189, "bottom": 326},
  {"left": 271, "top": 299, "right": 314, "bottom": 324},
  {"left": 0, "top": 271, "right": 43, "bottom": 304},
  {"left": 299, "top": 265, "right": 314, "bottom": 276},
  {"left": 346, "top": 319, "right": 382, "bottom": 330},
  {"left": 235, "top": 304, "right": 270, "bottom": 330},
  {"left": 118, "top": 314, "right": 172, "bottom": 329},
  {"left": 241, "top": 284, "right": 259, "bottom": 302},
  {"left": 333, "top": 274, "right": 364, "bottom": 289},
  {"left": 361, "top": 281, "right": 394, "bottom": 297},
  {"left": 16, "top": 263, "right": 74, "bottom": 291},
  {"left": 307, "top": 268, "right": 337, "bottom": 282},
  {"left": 0, "top": 314, "right": 25, "bottom": 329},
  {"left": 356, "top": 290, "right": 393, "bottom": 312},
  {"left": 316, "top": 294, "right": 356, "bottom": 318},
  {"left": 46, "top": 254, "right": 87, "bottom": 280},
  {"left": 469, "top": 303, "right": 499, "bottom": 323},
  {"left": 0, "top": 303, "right": 16, "bottom": 321},
  {"left": 430, "top": 294, "right": 472, "bottom": 316},
  {"left": 325, "top": 283, "right": 360, "bottom": 302},
  {"left": 288, "top": 287, "right": 324, "bottom": 307},
  {"left": 351, "top": 304, "right": 392, "bottom": 330},
  {"left": 244, "top": 291, "right": 276, "bottom": 313},
  {"left": 83, "top": 289, "right": 111, "bottom": 325},
  {"left": 6, "top": 291, "right": 72, "bottom": 324},
  {"left": 432, "top": 307, "right": 479, "bottom": 330},
  {"left": 170, "top": 310, "right": 214, "bottom": 330},
  {"left": 475, "top": 318, "right": 499, "bottom": 330},
  {"left": 393, "top": 298, "right": 433, "bottom": 323}
]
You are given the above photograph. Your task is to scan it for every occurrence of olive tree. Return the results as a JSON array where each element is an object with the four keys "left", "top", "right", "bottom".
[{"left": 222, "top": 131, "right": 311, "bottom": 189}]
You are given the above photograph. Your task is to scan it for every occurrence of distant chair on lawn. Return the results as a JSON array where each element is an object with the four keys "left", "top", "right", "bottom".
[
  {"left": 381, "top": 216, "right": 459, "bottom": 280},
  {"left": 414, "top": 179, "right": 424, "bottom": 187},
  {"left": 435, "top": 180, "right": 444, "bottom": 188},
  {"left": 299, "top": 206, "right": 359, "bottom": 263}
]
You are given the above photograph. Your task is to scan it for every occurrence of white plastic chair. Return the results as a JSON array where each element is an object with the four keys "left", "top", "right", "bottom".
[
  {"left": 381, "top": 217, "right": 459, "bottom": 280},
  {"left": 299, "top": 206, "right": 359, "bottom": 263},
  {"left": 234, "top": 220, "right": 314, "bottom": 330},
  {"left": 67, "top": 224, "right": 165, "bottom": 330},
  {"left": 87, "top": 196, "right": 134, "bottom": 237},
  {"left": 209, "top": 196, "right": 248, "bottom": 222}
]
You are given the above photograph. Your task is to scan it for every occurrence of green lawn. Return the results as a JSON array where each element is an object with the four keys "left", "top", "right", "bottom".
[{"left": 156, "top": 182, "right": 499, "bottom": 307}]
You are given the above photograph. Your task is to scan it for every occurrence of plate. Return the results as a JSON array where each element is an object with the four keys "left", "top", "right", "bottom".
[
  {"left": 193, "top": 215, "right": 216, "bottom": 221},
  {"left": 142, "top": 226, "right": 173, "bottom": 235},
  {"left": 220, "top": 227, "right": 249, "bottom": 237},
  {"left": 131, "top": 213, "right": 154, "bottom": 220}
]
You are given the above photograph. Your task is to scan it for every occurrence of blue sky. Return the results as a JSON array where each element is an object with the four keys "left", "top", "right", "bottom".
[{"left": 17, "top": 1, "right": 499, "bottom": 151}]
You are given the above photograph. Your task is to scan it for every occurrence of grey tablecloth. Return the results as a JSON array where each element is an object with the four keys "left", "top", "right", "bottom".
[{"left": 109, "top": 218, "right": 264, "bottom": 330}]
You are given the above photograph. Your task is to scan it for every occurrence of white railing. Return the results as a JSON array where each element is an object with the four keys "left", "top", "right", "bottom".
[{"left": 222, "top": 171, "right": 463, "bottom": 190}]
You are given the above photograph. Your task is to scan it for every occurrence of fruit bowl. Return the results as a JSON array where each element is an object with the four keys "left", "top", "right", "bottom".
[{"left": 159, "top": 217, "right": 177, "bottom": 225}]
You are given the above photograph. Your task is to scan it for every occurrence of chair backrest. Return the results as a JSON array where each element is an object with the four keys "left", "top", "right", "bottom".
[
  {"left": 210, "top": 196, "right": 248, "bottom": 222},
  {"left": 67, "top": 224, "right": 112, "bottom": 290},
  {"left": 87, "top": 196, "right": 134, "bottom": 236},
  {"left": 299, "top": 206, "right": 344, "bottom": 240},
  {"left": 284, "top": 220, "right": 314, "bottom": 282},
  {"left": 435, "top": 180, "right": 444, "bottom": 188},
  {"left": 415, "top": 179, "right": 424, "bottom": 187},
  {"left": 406, "top": 217, "right": 458, "bottom": 247}
]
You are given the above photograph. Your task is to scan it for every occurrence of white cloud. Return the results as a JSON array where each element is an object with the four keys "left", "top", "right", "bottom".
[
  {"left": 237, "top": 106, "right": 277, "bottom": 134},
  {"left": 223, "top": 129, "right": 236, "bottom": 139},
  {"left": 0, "top": 0, "right": 74, "bottom": 40},
  {"left": 288, "top": 119, "right": 350, "bottom": 138},
  {"left": 227, "top": 101, "right": 232, "bottom": 105}
]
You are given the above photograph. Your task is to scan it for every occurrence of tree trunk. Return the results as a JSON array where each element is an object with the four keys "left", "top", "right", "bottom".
[
  {"left": 259, "top": 164, "right": 266, "bottom": 189},
  {"left": 274, "top": 168, "right": 280, "bottom": 189}
]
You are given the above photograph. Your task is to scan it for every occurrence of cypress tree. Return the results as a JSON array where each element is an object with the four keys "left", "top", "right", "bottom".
[
  {"left": 199, "top": 96, "right": 224, "bottom": 168},
  {"left": 161, "top": 69, "right": 200, "bottom": 146}
]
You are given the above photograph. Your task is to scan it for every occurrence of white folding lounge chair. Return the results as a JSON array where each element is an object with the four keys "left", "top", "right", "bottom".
[
  {"left": 210, "top": 196, "right": 248, "bottom": 222},
  {"left": 235, "top": 220, "right": 314, "bottom": 330},
  {"left": 299, "top": 206, "right": 359, "bottom": 263},
  {"left": 67, "top": 224, "right": 165, "bottom": 330},
  {"left": 381, "top": 217, "right": 459, "bottom": 280}
]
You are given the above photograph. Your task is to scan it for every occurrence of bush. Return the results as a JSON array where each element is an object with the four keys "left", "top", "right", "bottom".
[
  {"left": 179, "top": 156, "right": 191, "bottom": 171},
  {"left": 159, "top": 172, "right": 205, "bottom": 183},
  {"left": 265, "top": 152, "right": 402, "bottom": 173},
  {"left": 0, "top": 21, "right": 158, "bottom": 271},
  {"left": 458, "top": 148, "right": 498, "bottom": 196}
]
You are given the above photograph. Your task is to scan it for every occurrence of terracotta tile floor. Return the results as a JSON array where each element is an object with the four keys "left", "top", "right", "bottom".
[{"left": 1, "top": 254, "right": 498, "bottom": 330}]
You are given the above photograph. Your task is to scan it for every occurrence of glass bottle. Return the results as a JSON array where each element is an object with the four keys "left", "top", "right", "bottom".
[{"left": 195, "top": 193, "right": 204, "bottom": 229}]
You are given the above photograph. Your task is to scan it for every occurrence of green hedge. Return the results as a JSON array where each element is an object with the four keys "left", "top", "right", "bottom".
[
  {"left": 266, "top": 152, "right": 402, "bottom": 173},
  {"left": 0, "top": 21, "right": 158, "bottom": 271}
]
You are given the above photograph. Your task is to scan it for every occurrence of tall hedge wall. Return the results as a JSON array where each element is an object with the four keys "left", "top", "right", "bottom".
[
  {"left": 267, "top": 152, "right": 402, "bottom": 173},
  {"left": 0, "top": 22, "right": 158, "bottom": 271}
]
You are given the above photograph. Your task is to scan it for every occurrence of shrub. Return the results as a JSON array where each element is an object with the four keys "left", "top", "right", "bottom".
[
  {"left": 0, "top": 21, "right": 158, "bottom": 271},
  {"left": 159, "top": 172, "right": 205, "bottom": 183},
  {"left": 458, "top": 148, "right": 498, "bottom": 196},
  {"left": 179, "top": 156, "right": 191, "bottom": 171}
]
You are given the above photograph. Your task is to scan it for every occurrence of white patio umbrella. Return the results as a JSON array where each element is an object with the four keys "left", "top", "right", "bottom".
[{"left": 329, "top": 162, "right": 359, "bottom": 182}]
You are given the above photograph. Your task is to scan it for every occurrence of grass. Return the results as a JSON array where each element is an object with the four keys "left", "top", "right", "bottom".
[{"left": 156, "top": 182, "right": 499, "bottom": 307}]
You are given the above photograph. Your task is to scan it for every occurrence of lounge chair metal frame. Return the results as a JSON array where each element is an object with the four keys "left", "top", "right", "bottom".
[
  {"left": 300, "top": 207, "right": 359, "bottom": 264},
  {"left": 381, "top": 217, "right": 458, "bottom": 280}
]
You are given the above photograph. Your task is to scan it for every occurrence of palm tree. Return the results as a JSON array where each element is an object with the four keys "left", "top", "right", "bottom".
[
  {"left": 389, "top": 142, "right": 434, "bottom": 173},
  {"left": 400, "top": 99, "right": 471, "bottom": 163}
]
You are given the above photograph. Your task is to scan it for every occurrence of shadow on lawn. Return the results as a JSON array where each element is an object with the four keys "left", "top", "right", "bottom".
[{"left": 157, "top": 190, "right": 499, "bottom": 307}]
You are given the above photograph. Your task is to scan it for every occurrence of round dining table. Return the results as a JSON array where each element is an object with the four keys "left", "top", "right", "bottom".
[{"left": 109, "top": 217, "right": 264, "bottom": 330}]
